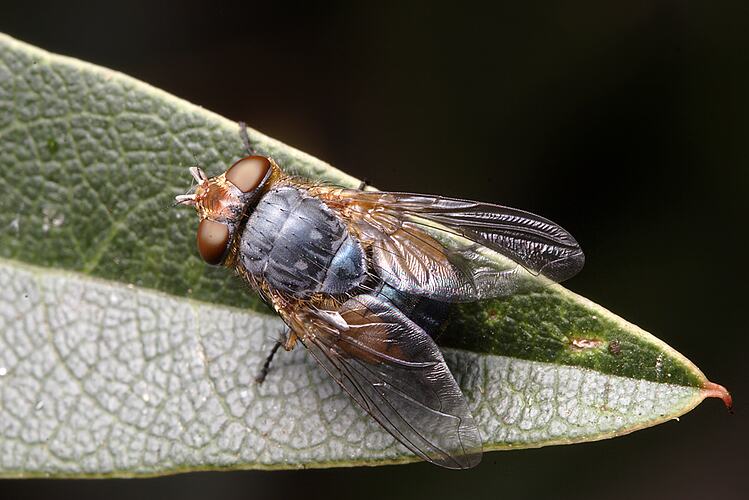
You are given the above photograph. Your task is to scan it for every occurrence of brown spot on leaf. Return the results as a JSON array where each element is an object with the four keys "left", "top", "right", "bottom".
[{"left": 608, "top": 339, "right": 622, "bottom": 355}]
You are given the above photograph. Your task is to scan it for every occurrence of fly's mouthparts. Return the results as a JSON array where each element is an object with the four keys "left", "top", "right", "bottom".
[{"left": 174, "top": 194, "right": 197, "bottom": 205}]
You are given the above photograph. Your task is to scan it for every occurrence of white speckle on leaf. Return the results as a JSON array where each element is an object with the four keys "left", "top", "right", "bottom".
[
  {"left": 655, "top": 354, "right": 664, "bottom": 379},
  {"left": 40, "top": 206, "right": 64, "bottom": 233}
]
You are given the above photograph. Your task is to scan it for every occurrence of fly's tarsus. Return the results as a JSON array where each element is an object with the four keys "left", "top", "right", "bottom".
[{"left": 255, "top": 338, "right": 284, "bottom": 384}]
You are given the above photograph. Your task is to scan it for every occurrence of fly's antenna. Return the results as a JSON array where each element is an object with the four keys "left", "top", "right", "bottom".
[
  {"left": 166, "top": 149, "right": 207, "bottom": 211},
  {"left": 189, "top": 149, "right": 204, "bottom": 182},
  {"left": 189, "top": 166, "right": 207, "bottom": 183},
  {"left": 171, "top": 167, "right": 205, "bottom": 208}
]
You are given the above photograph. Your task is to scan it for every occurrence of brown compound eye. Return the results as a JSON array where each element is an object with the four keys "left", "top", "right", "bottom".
[
  {"left": 197, "top": 219, "right": 230, "bottom": 265},
  {"left": 225, "top": 156, "right": 271, "bottom": 193}
]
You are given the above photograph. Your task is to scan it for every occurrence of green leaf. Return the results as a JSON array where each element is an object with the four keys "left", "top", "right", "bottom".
[{"left": 0, "top": 33, "right": 730, "bottom": 477}]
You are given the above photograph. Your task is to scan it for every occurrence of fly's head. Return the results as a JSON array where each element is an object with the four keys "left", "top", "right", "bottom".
[{"left": 175, "top": 155, "right": 277, "bottom": 265}]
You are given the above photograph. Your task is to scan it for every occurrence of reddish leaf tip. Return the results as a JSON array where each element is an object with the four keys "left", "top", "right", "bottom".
[{"left": 701, "top": 381, "right": 733, "bottom": 412}]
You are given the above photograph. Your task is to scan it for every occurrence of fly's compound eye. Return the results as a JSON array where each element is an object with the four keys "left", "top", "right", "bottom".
[
  {"left": 197, "top": 219, "right": 230, "bottom": 265},
  {"left": 226, "top": 156, "right": 271, "bottom": 193}
]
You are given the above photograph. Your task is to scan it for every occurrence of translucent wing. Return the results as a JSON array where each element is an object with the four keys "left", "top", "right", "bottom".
[
  {"left": 296, "top": 293, "right": 482, "bottom": 469},
  {"left": 327, "top": 189, "right": 585, "bottom": 301}
]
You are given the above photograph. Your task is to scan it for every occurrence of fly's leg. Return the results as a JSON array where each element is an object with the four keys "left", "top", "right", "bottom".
[
  {"left": 255, "top": 328, "right": 298, "bottom": 384},
  {"left": 255, "top": 340, "right": 282, "bottom": 384},
  {"left": 238, "top": 121, "right": 258, "bottom": 156}
]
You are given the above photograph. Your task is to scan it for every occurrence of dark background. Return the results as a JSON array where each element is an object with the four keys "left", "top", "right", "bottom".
[{"left": 2, "top": 1, "right": 747, "bottom": 499}]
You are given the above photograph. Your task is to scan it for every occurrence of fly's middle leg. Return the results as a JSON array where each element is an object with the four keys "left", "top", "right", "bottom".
[
  {"left": 238, "top": 121, "right": 259, "bottom": 156},
  {"left": 255, "top": 328, "right": 297, "bottom": 384},
  {"left": 255, "top": 340, "right": 282, "bottom": 384}
]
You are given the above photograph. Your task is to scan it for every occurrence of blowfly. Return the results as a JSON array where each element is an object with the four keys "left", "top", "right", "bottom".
[{"left": 175, "top": 130, "right": 584, "bottom": 469}]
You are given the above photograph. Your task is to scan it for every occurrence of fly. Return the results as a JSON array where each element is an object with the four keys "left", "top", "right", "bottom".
[{"left": 175, "top": 127, "right": 584, "bottom": 469}]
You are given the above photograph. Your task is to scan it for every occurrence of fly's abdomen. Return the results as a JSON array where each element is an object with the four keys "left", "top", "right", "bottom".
[
  {"left": 374, "top": 283, "right": 451, "bottom": 338},
  {"left": 239, "top": 185, "right": 367, "bottom": 297}
]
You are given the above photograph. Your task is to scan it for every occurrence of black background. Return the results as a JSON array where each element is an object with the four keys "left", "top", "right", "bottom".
[{"left": 2, "top": 1, "right": 747, "bottom": 499}]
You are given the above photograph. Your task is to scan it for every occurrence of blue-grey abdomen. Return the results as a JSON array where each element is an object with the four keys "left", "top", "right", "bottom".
[{"left": 238, "top": 185, "right": 367, "bottom": 297}]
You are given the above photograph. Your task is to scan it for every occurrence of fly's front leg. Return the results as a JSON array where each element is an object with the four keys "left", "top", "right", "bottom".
[{"left": 255, "top": 327, "right": 298, "bottom": 384}]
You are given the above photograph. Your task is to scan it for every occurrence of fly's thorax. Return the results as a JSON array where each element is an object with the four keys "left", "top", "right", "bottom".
[
  {"left": 307, "top": 186, "right": 397, "bottom": 243},
  {"left": 238, "top": 185, "right": 368, "bottom": 298},
  {"left": 191, "top": 156, "right": 278, "bottom": 265}
]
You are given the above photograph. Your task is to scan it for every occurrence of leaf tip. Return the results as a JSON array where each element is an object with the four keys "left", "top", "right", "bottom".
[{"left": 701, "top": 380, "right": 733, "bottom": 412}]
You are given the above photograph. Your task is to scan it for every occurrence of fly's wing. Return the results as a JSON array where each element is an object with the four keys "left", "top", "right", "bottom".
[
  {"left": 328, "top": 190, "right": 584, "bottom": 301},
  {"left": 297, "top": 293, "right": 482, "bottom": 469}
]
